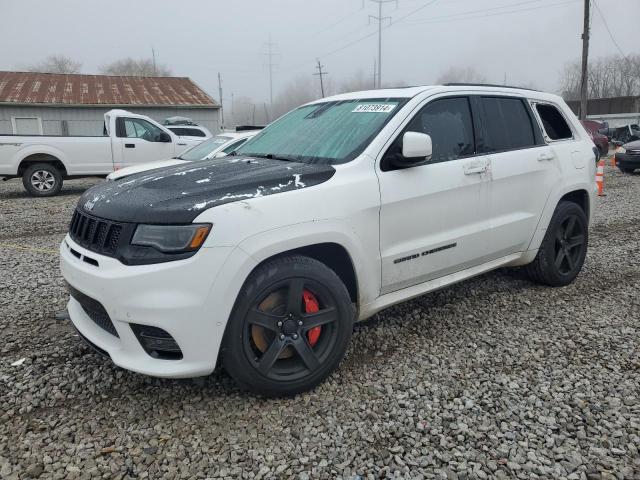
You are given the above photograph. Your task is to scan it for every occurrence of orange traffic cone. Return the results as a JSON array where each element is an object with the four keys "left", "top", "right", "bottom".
[
  {"left": 612, "top": 145, "right": 626, "bottom": 167},
  {"left": 596, "top": 159, "right": 605, "bottom": 196}
]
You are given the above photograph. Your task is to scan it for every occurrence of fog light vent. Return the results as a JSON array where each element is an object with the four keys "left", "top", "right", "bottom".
[{"left": 131, "top": 324, "right": 183, "bottom": 360}]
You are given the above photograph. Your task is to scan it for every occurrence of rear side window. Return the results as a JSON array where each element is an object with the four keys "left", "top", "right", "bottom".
[
  {"left": 536, "top": 104, "right": 572, "bottom": 140},
  {"left": 480, "top": 97, "right": 537, "bottom": 152},
  {"left": 404, "top": 97, "right": 475, "bottom": 163},
  {"left": 170, "top": 127, "right": 206, "bottom": 137}
]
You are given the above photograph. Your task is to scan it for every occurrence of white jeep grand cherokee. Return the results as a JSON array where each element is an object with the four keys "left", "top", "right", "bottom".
[{"left": 60, "top": 85, "right": 597, "bottom": 396}]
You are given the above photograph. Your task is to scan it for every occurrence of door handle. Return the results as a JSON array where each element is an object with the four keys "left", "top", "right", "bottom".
[
  {"left": 463, "top": 161, "right": 488, "bottom": 175},
  {"left": 125, "top": 143, "right": 135, "bottom": 148},
  {"left": 176, "top": 142, "right": 187, "bottom": 146},
  {"left": 538, "top": 152, "right": 554, "bottom": 161}
]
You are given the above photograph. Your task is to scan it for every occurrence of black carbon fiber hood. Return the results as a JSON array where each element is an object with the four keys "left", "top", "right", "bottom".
[{"left": 77, "top": 157, "right": 335, "bottom": 224}]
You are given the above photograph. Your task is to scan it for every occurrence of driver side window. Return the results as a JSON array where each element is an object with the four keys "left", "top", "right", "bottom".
[
  {"left": 122, "top": 118, "right": 165, "bottom": 142},
  {"left": 406, "top": 97, "right": 475, "bottom": 163}
]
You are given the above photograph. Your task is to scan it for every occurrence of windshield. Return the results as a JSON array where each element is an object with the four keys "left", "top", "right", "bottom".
[
  {"left": 236, "top": 98, "right": 406, "bottom": 165},
  {"left": 178, "top": 135, "right": 232, "bottom": 161}
]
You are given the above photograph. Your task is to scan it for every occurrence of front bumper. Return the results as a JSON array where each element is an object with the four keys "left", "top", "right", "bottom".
[
  {"left": 60, "top": 235, "right": 253, "bottom": 378},
  {"left": 616, "top": 153, "right": 640, "bottom": 170}
]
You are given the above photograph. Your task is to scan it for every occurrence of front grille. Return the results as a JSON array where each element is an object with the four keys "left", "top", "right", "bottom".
[
  {"left": 67, "top": 283, "right": 119, "bottom": 338},
  {"left": 69, "top": 209, "right": 123, "bottom": 256}
]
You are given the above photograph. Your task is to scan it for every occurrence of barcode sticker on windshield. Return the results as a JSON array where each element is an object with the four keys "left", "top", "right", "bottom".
[{"left": 353, "top": 104, "right": 396, "bottom": 113}]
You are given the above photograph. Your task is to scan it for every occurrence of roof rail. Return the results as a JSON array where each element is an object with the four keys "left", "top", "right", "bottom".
[{"left": 443, "top": 83, "right": 539, "bottom": 92}]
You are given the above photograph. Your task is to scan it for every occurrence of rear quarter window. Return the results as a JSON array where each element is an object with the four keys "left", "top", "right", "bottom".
[{"left": 535, "top": 104, "right": 573, "bottom": 141}]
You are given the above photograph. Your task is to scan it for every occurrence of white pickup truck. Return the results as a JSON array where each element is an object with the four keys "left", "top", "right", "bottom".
[{"left": 0, "top": 109, "right": 197, "bottom": 197}]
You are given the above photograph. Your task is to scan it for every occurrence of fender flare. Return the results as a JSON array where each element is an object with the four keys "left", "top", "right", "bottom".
[
  {"left": 14, "top": 145, "right": 69, "bottom": 175},
  {"left": 236, "top": 219, "right": 379, "bottom": 308},
  {"left": 528, "top": 179, "right": 596, "bottom": 251}
]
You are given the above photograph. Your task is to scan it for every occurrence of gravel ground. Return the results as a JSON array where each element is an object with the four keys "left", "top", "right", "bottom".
[{"left": 1, "top": 168, "right": 639, "bottom": 480}]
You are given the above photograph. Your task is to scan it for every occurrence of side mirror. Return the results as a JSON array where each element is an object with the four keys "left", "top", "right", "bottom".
[
  {"left": 158, "top": 132, "right": 172, "bottom": 143},
  {"left": 387, "top": 131, "right": 432, "bottom": 169},
  {"left": 402, "top": 131, "right": 432, "bottom": 159}
]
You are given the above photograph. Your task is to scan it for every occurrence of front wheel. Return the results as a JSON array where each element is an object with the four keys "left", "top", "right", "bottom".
[
  {"left": 22, "top": 163, "right": 63, "bottom": 197},
  {"left": 222, "top": 255, "right": 354, "bottom": 397},
  {"left": 525, "top": 201, "right": 588, "bottom": 287}
]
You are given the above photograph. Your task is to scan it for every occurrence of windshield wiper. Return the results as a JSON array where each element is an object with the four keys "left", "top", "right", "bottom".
[{"left": 245, "top": 153, "right": 297, "bottom": 162}]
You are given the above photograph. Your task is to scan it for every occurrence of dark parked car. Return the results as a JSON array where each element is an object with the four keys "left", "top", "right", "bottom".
[
  {"left": 581, "top": 120, "right": 609, "bottom": 156},
  {"left": 616, "top": 139, "right": 640, "bottom": 174},
  {"left": 612, "top": 124, "right": 640, "bottom": 145}
]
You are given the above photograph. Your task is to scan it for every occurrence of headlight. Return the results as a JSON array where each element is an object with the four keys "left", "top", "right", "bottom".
[
  {"left": 617, "top": 147, "right": 626, "bottom": 154},
  {"left": 131, "top": 224, "right": 211, "bottom": 253}
]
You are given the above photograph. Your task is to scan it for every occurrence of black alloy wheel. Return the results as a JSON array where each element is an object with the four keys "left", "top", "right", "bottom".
[
  {"left": 553, "top": 214, "right": 586, "bottom": 276},
  {"left": 526, "top": 201, "right": 588, "bottom": 287},
  {"left": 222, "top": 255, "right": 353, "bottom": 396}
]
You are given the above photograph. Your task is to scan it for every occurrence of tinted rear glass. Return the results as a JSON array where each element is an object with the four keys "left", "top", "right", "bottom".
[
  {"left": 170, "top": 127, "right": 206, "bottom": 137},
  {"left": 536, "top": 104, "right": 572, "bottom": 140},
  {"left": 481, "top": 97, "right": 536, "bottom": 152}
]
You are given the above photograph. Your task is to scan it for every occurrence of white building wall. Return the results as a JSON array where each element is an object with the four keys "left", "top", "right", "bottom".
[{"left": 0, "top": 105, "right": 221, "bottom": 136}]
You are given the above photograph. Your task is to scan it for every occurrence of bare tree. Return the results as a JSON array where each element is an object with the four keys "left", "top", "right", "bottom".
[
  {"left": 436, "top": 66, "right": 486, "bottom": 85},
  {"left": 272, "top": 75, "right": 319, "bottom": 119},
  {"left": 25, "top": 55, "right": 82, "bottom": 74},
  {"left": 560, "top": 54, "right": 640, "bottom": 100},
  {"left": 231, "top": 71, "right": 411, "bottom": 128},
  {"left": 100, "top": 58, "right": 172, "bottom": 77}
]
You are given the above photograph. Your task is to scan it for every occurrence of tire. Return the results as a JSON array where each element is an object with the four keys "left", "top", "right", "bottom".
[
  {"left": 222, "top": 255, "right": 354, "bottom": 397},
  {"left": 22, "top": 163, "right": 63, "bottom": 197},
  {"left": 598, "top": 145, "right": 607, "bottom": 158},
  {"left": 525, "top": 201, "right": 588, "bottom": 287},
  {"left": 619, "top": 166, "right": 635, "bottom": 174}
]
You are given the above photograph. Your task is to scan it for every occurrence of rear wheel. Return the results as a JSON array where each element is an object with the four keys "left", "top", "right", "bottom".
[
  {"left": 525, "top": 201, "right": 588, "bottom": 287},
  {"left": 222, "top": 255, "right": 354, "bottom": 397},
  {"left": 22, "top": 163, "right": 63, "bottom": 197}
]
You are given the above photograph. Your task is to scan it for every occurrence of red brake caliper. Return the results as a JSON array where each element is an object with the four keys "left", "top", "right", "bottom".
[{"left": 303, "top": 289, "right": 321, "bottom": 347}]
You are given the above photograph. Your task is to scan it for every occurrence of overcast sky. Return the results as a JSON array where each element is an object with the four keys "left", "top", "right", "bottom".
[{"left": 1, "top": 0, "right": 637, "bottom": 107}]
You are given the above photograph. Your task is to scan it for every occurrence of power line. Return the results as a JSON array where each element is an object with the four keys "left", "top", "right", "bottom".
[
  {"left": 403, "top": 0, "right": 579, "bottom": 25},
  {"left": 592, "top": 0, "right": 628, "bottom": 60},
  {"left": 319, "top": 0, "right": 439, "bottom": 62},
  {"left": 313, "top": 60, "right": 329, "bottom": 97},
  {"left": 312, "top": 4, "right": 365, "bottom": 36},
  {"left": 278, "top": 0, "right": 439, "bottom": 75},
  {"left": 403, "top": 0, "right": 547, "bottom": 23}
]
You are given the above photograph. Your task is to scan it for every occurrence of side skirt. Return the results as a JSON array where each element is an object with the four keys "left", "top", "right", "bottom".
[{"left": 358, "top": 252, "right": 525, "bottom": 321}]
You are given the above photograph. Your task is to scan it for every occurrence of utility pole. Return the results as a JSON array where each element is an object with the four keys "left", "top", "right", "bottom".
[
  {"left": 579, "top": 0, "right": 590, "bottom": 120},
  {"left": 263, "top": 35, "right": 277, "bottom": 113},
  {"left": 373, "top": 57, "right": 377, "bottom": 88},
  {"left": 217, "top": 72, "right": 225, "bottom": 127},
  {"left": 369, "top": 0, "right": 396, "bottom": 89},
  {"left": 313, "top": 60, "right": 328, "bottom": 97},
  {"left": 231, "top": 92, "right": 235, "bottom": 126},
  {"left": 151, "top": 47, "right": 157, "bottom": 75}
]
